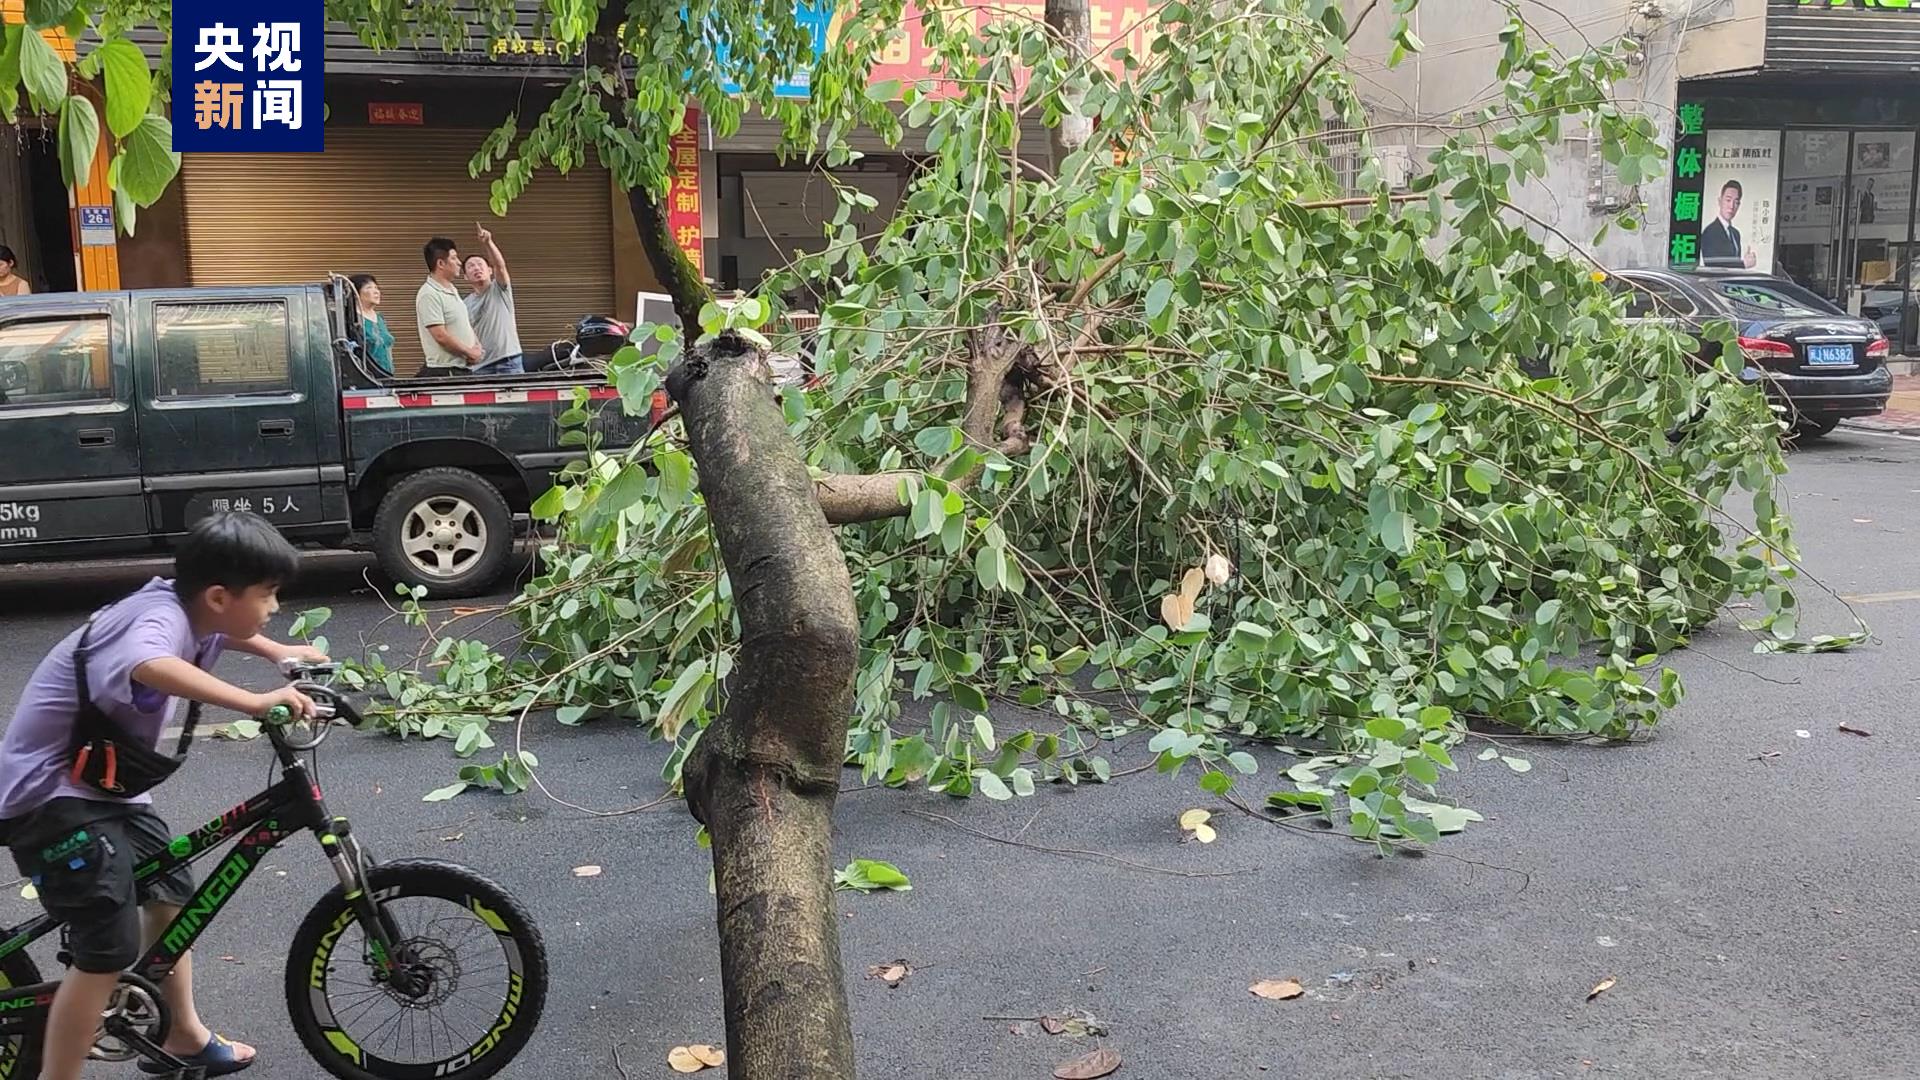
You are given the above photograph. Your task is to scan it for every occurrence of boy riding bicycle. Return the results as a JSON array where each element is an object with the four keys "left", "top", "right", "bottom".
[{"left": 0, "top": 512, "right": 325, "bottom": 1079}]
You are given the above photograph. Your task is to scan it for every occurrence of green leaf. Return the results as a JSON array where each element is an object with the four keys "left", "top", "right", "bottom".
[
  {"left": 914, "top": 426, "right": 963, "bottom": 458},
  {"left": 422, "top": 782, "right": 470, "bottom": 802},
  {"left": 0, "top": 25, "right": 24, "bottom": 122},
  {"left": 1465, "top": 461, "right": 1498, "bottom": 495},
  {"left": 1227, "top": 751, "right": 1258, "bottom": 775},
  {"left": 658, "top": 658, "right": 713, "bottom": 738},
  {"left": 1502, "top": 755, "right": 1532, "bottom": 773},
  {"left": 530, "top": 485, "right": 567, "bottom": 520},
  {"left": 1535, "top": 599, "right": 1562, "bottom": 625},
  {"left": 117, "top": 115, "right": 180, "bottom": 207},
  {"left": 974, "top": 769, "right": 1012, "bottom": 800},
  {"left": 96, "top": 38, "right": 149, "bottom": 138},
  {"left": 1379, "top": 511, "right": 1415, "bottom": 555},
  {"left": 1145, "top": 278, "right": 1175, "bottom": 322},
  {"left": 58, "top": 94, "right": 98, "bottom": 189},
  {"left": 1199, "top": 769, "right": 1233, "bottom": 795},
  {"left": 19, "top": 27, "right": 62, "bottom": 113},
  {"left": 24, "top": 0, "right": 77, "bottom": 30},
  {"left": 835, "top": 858, "right": 911, "bottom": 892},
  {"left": 1010, "top": 767, "right": 1035, "bottom": 797}
]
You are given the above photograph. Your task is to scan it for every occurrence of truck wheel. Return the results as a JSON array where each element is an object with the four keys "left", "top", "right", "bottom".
[{"left": 373, "top": 468, "right": 514, "bottom": 598}]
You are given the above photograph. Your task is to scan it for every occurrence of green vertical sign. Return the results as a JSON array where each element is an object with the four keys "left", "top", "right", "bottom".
[{"left": 1667, "top": 102, "right": 1707, "bottom": 268}]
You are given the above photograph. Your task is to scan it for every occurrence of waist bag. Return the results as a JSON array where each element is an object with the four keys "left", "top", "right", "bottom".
[{"left": 66, "top": 618, "right": 204, "bottom": 799}]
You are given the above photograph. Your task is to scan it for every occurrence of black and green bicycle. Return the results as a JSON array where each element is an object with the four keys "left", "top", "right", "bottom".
[{"left": 0, "top": 662, "right": 548, "bottom": 1080}]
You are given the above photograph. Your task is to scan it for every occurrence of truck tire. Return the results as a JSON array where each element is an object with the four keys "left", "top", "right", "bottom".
[{"left": 372, "top": 467, "right": 514, "bottom": 598}]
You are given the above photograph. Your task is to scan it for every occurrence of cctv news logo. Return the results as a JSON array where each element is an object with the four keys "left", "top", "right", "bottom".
[{"left": 171, "top": 0, "right": 324, "bottom": 152}]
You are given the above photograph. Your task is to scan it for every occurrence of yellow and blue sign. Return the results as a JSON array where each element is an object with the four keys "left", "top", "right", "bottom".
[{"left": 171, "top": 1, "right": 324, "bottom": 152}]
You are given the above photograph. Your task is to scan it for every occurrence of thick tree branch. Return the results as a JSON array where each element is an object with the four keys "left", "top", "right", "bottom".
[{"left": 670, "top": 334, "right": 860, "bottom": 1079}]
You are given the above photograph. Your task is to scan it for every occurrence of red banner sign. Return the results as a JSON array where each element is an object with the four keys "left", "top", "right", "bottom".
[
  {"left": 668, "top": 109, "right": 705, "bottom": 278},
  {"left": 368, "top": 102, "right": 424, "bottom": 125},
  {"left": 860, "top": 0, "right": 1159, "bottom": 97}
]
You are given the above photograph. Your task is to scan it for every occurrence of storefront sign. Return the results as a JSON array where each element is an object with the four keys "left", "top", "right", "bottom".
[
  {"left": 1666, "top": 102, "right": 1709, "bottom": 269},
  {"left": 718, "top": 0, "right": 1159, "bottom": 99},
  {"left": 668, "top": 109, "right": 705, "bottom": 277},
  {"left": 77, "top": 206, "right": 115, "bottom": 247},
  {"left": 172, "top": 0, "right": 324, "bottom": 152},
  {"left": 1797, "top": 1, "right": 1918, "bottom": 10},
  {"left": 1699, "top": 130, "right": 1781, "bottom": 273},
  {"left": 367, "top": 102, "right": 423, "bottom": 125}
]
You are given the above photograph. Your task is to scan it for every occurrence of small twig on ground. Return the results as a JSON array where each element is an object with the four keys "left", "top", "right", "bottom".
[
  {"left": 1222, "top": 794, "right": 1534, "bottom": 894},
  {"left": 611, "top": 1043, "right": 632, "bottom": 1080},
  {"left": 1012, "top": 806, "right": 1044, "bottom": 842},
  {"left": 903, "top": 809, "right": 1244, "bottom": 879}
]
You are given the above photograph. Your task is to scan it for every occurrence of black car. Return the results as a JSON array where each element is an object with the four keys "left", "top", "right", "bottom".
[{"left": 1608, "top": 267, "right": 1891, "bottom": 440}]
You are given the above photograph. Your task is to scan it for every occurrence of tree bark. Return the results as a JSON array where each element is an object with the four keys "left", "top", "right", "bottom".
[
  {"left": 670, "top": 334, "right": 862, "bottom": 1080},
  {"left": 628, "top": 185, "right": 711, "bottom": 339},
  {"left": 1045, "top": 0, "right": 1094, "bottom": 171}
]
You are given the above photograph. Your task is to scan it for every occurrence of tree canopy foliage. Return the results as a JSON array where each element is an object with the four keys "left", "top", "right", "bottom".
[
  {"left": 16, "top": 0, "right": 1834, "bottom": 844},
  {"left": 276, "top": 0, "right": 1822, "bottom": 848}
]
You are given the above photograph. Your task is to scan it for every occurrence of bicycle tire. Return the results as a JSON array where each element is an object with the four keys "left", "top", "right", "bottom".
[
  {"left": 0, "top": 948, "right": 43, "bottom": 1080},
  {"left": 284, "top": 859, "right": 547, "bottom": 1080}
]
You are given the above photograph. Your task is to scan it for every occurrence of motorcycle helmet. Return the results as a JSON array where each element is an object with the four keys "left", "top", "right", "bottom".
[{"left": 574, "top": 315, "right": 631, "bottom": 358}]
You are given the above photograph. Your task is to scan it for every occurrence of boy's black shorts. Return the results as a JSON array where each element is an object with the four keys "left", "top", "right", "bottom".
[{"left": 3, "top": 798, "right": 195, "bottom": 973}]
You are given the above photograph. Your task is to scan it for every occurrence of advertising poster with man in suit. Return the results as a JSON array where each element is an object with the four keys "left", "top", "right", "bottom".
[{"left": 1699, "top": 130, "right": 1780, "bottom": 272}]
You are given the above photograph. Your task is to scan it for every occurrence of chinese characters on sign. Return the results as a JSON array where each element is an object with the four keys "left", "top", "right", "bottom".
[
  {"left": 173, "top": 1, "right": 323, "bottom": 152},
  {"left": 667, "top": 110, "right": 706, "bottom": 278},
  {"left": 78, "top": 207, "right": 115, "bottom": 248},
  {"left": 206, "top": 495, "right": 300, "bottom": 516},
  {"left": 368, "top": 102, "right": 425, "bottom": 125},
  {"left": 1667, "top": 101, "right": 1708, "bottom": 268}
]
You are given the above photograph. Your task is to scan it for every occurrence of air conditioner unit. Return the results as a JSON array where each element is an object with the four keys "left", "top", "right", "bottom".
[{"left": 1377, "top": 144, "right": 1412, "bottom": 190}]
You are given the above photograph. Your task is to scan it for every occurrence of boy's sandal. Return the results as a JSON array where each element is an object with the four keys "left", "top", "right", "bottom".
[{"left": 138, "top": 1032, "right": 255, "bottom": 1077}]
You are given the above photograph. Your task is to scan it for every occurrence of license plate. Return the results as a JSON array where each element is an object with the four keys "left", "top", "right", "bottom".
[{"left": 1806, "top": 344, "right": 1855, "bottom": 366}]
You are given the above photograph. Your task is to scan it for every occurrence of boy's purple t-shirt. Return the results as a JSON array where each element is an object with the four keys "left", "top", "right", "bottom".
[{"left": 0, "top": 578, "right": 224, "bottom": 819}]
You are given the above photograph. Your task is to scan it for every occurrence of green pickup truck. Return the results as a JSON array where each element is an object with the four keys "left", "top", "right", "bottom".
[{"left": 0, "top": 279, "right": 642, "bottom": 596}]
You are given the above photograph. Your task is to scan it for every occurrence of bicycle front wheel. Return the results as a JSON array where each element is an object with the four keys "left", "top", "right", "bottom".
[{"left": 285, "top": 859, "right": 547, "bottom": 1080}]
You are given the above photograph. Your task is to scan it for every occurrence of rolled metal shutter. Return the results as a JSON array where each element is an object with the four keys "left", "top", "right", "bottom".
[{"left": 181, "top": 128, "right": 613, "bottom": 375}]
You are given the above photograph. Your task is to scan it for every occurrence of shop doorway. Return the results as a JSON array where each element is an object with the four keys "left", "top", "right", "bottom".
[{"left": 1777, "top": 129, "right": 1916, "bottom": 351}]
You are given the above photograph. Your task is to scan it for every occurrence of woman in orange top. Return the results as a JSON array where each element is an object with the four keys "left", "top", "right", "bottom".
[{"left": 0, "top": 246, "right": 32, "bottom": 296}]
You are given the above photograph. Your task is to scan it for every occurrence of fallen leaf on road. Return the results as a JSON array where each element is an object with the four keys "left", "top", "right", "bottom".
[
  {"left": 1178, "top": 809, "right": 1217, "bottom": 843},
  {"left": 667, "top": 1044, "right": 724, "bottom": 1072},
  {"left": 442, "top": 833, "right": 464, "bottom": 842},
  {"left": 1853, "top": 518, "right": 1875, "bottom": 524},
  {"left": 1794, "top": 730, "right": 1812, "bottom": 739},
  {"left": 572, "top": 865, "right": 603, "bottom": 878},
  {"left": 19, "top": 883, "right": 35, "bottom": 901},
  {"left": 1037, "top": 1011, "right": 1107, "bottom": 1038},
  {"left": 866, "top": 961, "right": 911, "bottom": 987},
  {"left": 1838, "top": 723, "right": 1872, "bottom": 737},
  {"left": 1586, "top": 977, "right": 1616, "bottom": 1002},
  {"left": 218, "top": 955, "right": 241, "bottom": 964},
  {"left": 1249, "top": 978, "right": 1304, "bottom": 1000},
  {"left": 1053, "top": 1047, "right": 1122, "bottom": 1079}
]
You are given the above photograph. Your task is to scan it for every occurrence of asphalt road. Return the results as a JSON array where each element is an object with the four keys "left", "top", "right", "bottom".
[{"left": 3, "top": 433, "right": 1919, "bottom": 1079}]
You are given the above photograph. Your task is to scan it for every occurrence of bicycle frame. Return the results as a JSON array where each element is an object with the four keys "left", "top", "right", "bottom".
[{"left": 0, "top": 724, "right": 383, "bottom": 1038}]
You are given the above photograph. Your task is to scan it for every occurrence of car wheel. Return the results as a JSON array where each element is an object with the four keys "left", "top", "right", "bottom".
[{"left": 373, "top": 467, "right": 514, "bottom": 597}]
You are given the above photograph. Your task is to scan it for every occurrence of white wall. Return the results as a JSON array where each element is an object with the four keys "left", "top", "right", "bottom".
[{"left": 1339, "top": 0, "right": 1747, "bottom": 269}]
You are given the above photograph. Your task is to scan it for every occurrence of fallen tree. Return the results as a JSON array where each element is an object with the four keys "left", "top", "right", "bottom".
[{"left": 37, "top": 0, "right": 1845, "bottom": 1075}]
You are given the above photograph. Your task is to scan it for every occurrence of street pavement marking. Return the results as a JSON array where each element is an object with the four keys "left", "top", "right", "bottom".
[{"left": 1840, "top": 589, "right": 1920, "bottom": 604}]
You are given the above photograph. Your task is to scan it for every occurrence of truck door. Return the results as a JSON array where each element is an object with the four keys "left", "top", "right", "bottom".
[
  {"left": 132, "top": 289, "right": 325, "bottom": 534},
  {"left": 0, "top": 295, "right": 148, "bottom": 555}
]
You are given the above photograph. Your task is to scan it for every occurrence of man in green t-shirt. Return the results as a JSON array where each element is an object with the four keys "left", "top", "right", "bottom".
[{"left": 415, "top": 237, "right": 484, "bottom": 373}]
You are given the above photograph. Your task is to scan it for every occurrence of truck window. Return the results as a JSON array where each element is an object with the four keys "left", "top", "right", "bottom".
[
  {"left": 154, "top": 300, "right": 293, "bottom": 397},
  {"left": 0, "top": 315, "right": 112, "bottom": 409}
]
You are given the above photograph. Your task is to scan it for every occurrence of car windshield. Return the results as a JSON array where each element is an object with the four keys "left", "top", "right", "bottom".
[{"left": 1703, "top": 278, "right": 1843, "bottom": 319}]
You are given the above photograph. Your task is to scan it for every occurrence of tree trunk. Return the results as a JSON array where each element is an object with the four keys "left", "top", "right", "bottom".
[
  {"left": 669, "top": 334, "right": 862, "bottom": 1080},
  {"left": 1045, "top": 0, "right": 1094, "bottom": 171},
  {"left": 628, "top": 185, "right": 711, "bottom": 339}
]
